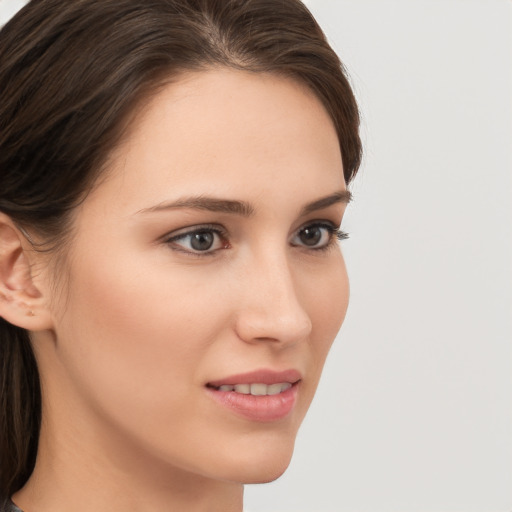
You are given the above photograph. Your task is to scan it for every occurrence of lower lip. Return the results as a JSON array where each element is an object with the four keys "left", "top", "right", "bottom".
[{"left": 206, "top": 383, "right": 299, "bottom": 422}]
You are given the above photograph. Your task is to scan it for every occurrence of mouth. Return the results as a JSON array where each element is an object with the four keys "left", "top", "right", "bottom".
[
  {"left": 205, "top": 369, "right": 301, "bottom": 422},
  {"left": 207, "top": 382, "right": 293, "bottom": 395}
]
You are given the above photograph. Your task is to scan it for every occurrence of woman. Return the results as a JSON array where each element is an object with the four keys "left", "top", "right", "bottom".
[{"left": 0, "top": 0, "right": 361, "bottom": 510}]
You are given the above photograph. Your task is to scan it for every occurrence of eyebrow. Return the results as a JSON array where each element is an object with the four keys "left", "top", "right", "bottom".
[
  {"left": 137, "top": 190, "right": 351, "bottom": 217},
  {"left": 137, "top": 196, "right": 255, "bottom": 216},
  {"left": 299, "top": 190, "right": 352, "bottom": 215}
]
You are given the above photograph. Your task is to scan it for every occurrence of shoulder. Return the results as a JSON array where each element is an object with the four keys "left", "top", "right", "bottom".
[{"left": 0, "top": 497, "right": 23, "bottom": 512}]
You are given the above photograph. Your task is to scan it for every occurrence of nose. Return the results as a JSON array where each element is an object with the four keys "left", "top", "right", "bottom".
[{"left": 234, "top": 253, "right": 313, "bottom": 347}]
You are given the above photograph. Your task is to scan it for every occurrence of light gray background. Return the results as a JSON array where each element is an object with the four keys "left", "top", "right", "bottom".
[{"left": 1, "top": 1, "right": 511, "bottom": 511}]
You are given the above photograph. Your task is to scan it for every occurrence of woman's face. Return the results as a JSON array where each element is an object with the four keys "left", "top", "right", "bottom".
[{"left": 36, "top": 69, "right": 349, "bottom": 485}]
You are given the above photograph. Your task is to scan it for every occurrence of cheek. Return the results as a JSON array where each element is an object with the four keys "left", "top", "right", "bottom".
[{"left": 54, "top": 250, "right": 230, "bottom": 419}]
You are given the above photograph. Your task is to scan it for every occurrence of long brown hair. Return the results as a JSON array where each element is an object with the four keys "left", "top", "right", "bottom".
[{"left": 0, "top": 0, "right": 362, "bottom": 496}]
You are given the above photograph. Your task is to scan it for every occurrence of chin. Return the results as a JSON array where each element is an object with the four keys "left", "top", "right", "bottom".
[
  {"left": 229, "top": 459, "right": 292, "bottom": 485},
  {"left": 220, "top": 433, "right": 297, "bottom": 484},
  {"left": 241, "top": 463, "right": 291, "bottom": 484}
]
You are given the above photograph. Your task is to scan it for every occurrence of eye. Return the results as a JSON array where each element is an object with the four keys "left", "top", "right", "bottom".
[
  {"left": 163, "top": 225, "right": 228, "bottom": 254},
  {"left": 291, "top": 222, "right": 347, "bottom": 250}
]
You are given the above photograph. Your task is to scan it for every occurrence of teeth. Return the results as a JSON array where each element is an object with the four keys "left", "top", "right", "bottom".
[
  {"left": 268, "top": 382, "right": 292, "bottom": 395},
  {"left": 216, "top": 382, "right": 292, "bottom": 395},
  {"left": 250, "top": 383, "right": 267, "bottom": 395},
  {"left": 267, "top": 383, "right": 283, "bottom": 395},
  {"left": 234, "top": 384, "right": 250, "bottom": 394}
]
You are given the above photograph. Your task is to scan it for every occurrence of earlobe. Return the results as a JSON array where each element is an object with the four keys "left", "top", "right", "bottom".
[{"left": 0, "top": 214, "right": 53, "bottom": 331}]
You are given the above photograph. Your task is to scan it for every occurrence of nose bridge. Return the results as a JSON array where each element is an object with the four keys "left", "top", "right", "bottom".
[{"left": 235, "top": 247, "right": 312, "bottom": 345}]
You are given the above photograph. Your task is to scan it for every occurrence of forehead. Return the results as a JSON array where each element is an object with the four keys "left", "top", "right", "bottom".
[{"left": 91, "top": 68, "right": 345, "bottom": 213}]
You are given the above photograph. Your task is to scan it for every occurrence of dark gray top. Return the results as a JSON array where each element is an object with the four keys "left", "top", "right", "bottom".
[{"left": 0, "top": 498, "right": 23, "bottom": 512}]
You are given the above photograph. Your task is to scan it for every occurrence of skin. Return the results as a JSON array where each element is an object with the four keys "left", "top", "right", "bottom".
[{"left": 6, "top": 69, "right": 350, "bottom": 512}]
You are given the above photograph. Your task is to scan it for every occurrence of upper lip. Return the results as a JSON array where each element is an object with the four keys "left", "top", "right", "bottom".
[{"left": 207, "top": 369, "right": 302, "bottom": 387}]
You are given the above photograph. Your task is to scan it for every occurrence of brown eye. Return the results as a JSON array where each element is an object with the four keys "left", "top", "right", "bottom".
[{"left": 299, "top": 226, "right": 323, "bottom": 246}]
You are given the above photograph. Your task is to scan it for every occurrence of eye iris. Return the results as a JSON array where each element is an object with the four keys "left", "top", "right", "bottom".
[
  {"left": 300, "top": 226, "right": 322, "bottom": 246},
  {"left": 191, "top": 231, "right": 214, "bottom": 251}
]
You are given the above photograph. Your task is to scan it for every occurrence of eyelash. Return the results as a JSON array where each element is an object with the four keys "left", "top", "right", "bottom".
[{"left": 162, "top": 222, "right": 348, "bottom": 257}]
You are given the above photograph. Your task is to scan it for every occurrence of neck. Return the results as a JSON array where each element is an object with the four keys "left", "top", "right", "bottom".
[{"left": 13, "top": 410, "right": 244, "bottom": 512}]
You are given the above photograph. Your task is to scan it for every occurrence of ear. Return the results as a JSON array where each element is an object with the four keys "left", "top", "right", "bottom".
[{"left": 0, "top": 213, "right": 53, "bottom": 331}]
